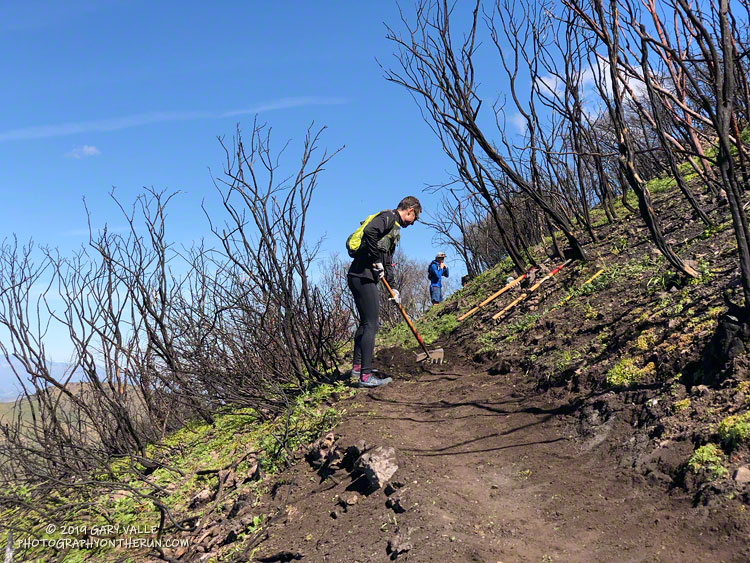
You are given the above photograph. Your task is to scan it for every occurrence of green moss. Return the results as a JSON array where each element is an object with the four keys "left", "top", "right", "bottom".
[
  {"left": 605, "top": 358, "right": 655, "bottom": 387},
  {"left": 687, "top": 444, "right": 728, "bottom": 480},
  {"left": 606, "top": 358, "right": 640, "bottom": 386},
  {"left": 672, "top": 398, "right": 691, "bottom": 413},
  {"left": 636, "top": 329, "right": 657, "bottom": 351},
  {"left": 717, "top": 411, "right": 750, "bottom": 448}
]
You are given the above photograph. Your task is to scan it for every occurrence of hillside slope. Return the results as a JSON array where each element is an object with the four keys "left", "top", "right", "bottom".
[
  {"left": 4, "top": 182, "right": 750, "bottom": 563},
  {"left": 245, "top": 185, "right": 750, "bottom": 562}
]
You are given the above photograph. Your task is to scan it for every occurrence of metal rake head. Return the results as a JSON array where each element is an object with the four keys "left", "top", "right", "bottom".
[{"left": 416, "top": 348, "right": 444, "bottom": 364}]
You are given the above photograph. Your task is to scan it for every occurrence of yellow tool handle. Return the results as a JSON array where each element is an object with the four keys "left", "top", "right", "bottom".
[
  {"left": 492, "top": 293, "right": 528, "bottom": 320},
  {"left": 457, "top": 273, "right": 527, "bottom": 322},
  {"left": 560, "top": 268, "right": 604, "bottom": 304}
]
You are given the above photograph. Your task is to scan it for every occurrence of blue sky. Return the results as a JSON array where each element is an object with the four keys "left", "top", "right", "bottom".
[
  {"left": 0, "top": 1, "right": 467, "bottom": 261},
  {"left": 2, "top": 0, "right": 498, "bottom": 364}
]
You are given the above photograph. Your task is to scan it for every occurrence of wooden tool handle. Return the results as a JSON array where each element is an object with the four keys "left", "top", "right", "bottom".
[
  {"left": 381, "top": 277, "right": 431, "bottom": 356},
  {"left": 457, "top": 272, "right": 528, "bottom": 322}
]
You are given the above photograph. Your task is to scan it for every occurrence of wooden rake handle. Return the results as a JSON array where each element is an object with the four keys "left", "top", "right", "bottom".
[
  {"left": 381, "top": 277, "right": 432, "bottom": 357},
  {"left": 457, "top": 272, "right": 529, "bottom": 322},
  {"left": 491, "top": 259, "right": 573, "bottom": 321}
]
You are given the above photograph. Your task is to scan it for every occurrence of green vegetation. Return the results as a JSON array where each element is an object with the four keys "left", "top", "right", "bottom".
[
  {"left": 504, "top": 313, "right": 541, "bottom": 342},
  {"left": 473, "top": 312, "right": 544, "bottom": 351},
  {"left": 698, "top": 221, "right": 732, "bottom": 240},
  {"left": 717, "top": 412, "right": 750, "bottom": 448},
  {"left": 675, "top": 159, "right": 699, "bottom": 182},
  {"left": 380, "top": 257, "right": 518, "bottom": 351},
  {"left": 516, "top": 468, "right": 532, "bottom": 480},
  {"left": 555, "top": 349, "right": 582, "bottom": 372},
  {"left": 636, "top": 329, "right": 657, "bottom": 351},
  {"left": 380, "top": 253, "right": 524, "bottom": 352},
  {"left": 612, "top": 253, "right": 666, "bottom": 281},
  {"left": 605, "top": 358, "right": 656, "bottom": 387},
  {"left": 597, "top": 327, "right": 613, "bottom": 345},
  {"left": 477, "top": 326, "right": 503, "bottom": 354},
  {"left": 378, "top": 308, "right": 459, "bottom": 350},
  {"left": 610, "top": 236, "right": 628, "bottom": 255},
  {"left": 606, "top": 358, "right": 640, "bottom": 387},
  {"left": 672, "top": 398, "right": 691, "bottom": 413},
  {"left": 449, "top": 256, "right": 515, "bottom": 305},
  {"left": 608, "top": 189, "right": 638, "bottom": 216},
  {"left": 647, "top": 175, "right": 677, "bottom": 194},
  {"left": 687, "top": 444, "right": 728, "bottom": 481},
  {"left": 707, "top": 306, "right": 724, "bottom": 319},
  {"left": 690, "top": 259, "right": 714, "bottom": 286},
  {"left": 2, "top": 381, "right": 355, "bottom": 562},
  {"left": 647, "top": 259, "right": 713, "bottom": 297},
  {"left": 581, "top": 301, "right": 597, "bottom": 320},
  {"left": 555, "top": 269, "right": 611, "bottom": 308}
]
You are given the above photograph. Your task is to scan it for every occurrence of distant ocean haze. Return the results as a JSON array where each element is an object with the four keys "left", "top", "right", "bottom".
[{"left": 0, "top": 357, "right": 83, "bottom": 402}]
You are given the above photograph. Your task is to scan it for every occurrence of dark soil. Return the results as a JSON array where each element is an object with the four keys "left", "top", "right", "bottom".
[{"left": 250, "top": 353, "right": 748, "bottom": 562}]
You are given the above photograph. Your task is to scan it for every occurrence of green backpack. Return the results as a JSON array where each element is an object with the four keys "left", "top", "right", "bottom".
[{"left": 346, "top": 211, "right": 400, "bottom": 258}]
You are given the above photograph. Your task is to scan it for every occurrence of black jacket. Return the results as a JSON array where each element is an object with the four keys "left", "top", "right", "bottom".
[{"left": 347, "top": 209, "right": 401, "bottom": 284}]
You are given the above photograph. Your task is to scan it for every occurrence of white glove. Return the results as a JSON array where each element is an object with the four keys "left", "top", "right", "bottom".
[
  {"left": 389, "top": 288, "right": 401, "bottom": 305},
  {"left": 372, "top": 262, "right": 385, "bottom": 280}
]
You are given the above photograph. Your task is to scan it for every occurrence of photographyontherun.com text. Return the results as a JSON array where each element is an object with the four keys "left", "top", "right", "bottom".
[
  {"left": 14, "top": 523, "right": 189, "bottom": 551},
  {"left": 16, "top": 537, "right": 189, "bottom": 550}
]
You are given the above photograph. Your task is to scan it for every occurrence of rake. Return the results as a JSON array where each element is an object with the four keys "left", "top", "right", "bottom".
[
  {"left": 457, "top": 270, "right": 531, "bottom": 321},
  {"left": 492, "top": 259, "right": 573, "bottom": 321},
  {"left": 381, "top": 278, "right": 444, "bottom": 364}
]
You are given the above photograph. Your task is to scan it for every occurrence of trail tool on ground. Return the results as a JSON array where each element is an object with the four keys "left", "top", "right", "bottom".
[
  {"left": 381, "top": 277, "right": 444, "bottom": 364},
  {"left": 457, "top": 268, "right": 535, "bottom": 321},
  {"left": 558, "top": 268, "right": 605, "bottom": 305},
  {"left": 492, "top": 259, "right": 573, "bottom": 321}
]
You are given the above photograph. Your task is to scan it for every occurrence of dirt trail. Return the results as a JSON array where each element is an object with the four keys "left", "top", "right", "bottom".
[{"left": 254, "top": 354, "right": 748, "bottom": 563}]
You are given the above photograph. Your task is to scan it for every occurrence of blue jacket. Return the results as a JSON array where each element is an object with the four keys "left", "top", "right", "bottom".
[{"left": 428, "top": 260, "right": 449, "bottom": 287}]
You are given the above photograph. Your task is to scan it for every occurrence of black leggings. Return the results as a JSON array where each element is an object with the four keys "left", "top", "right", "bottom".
[{"left": 348, "top": 275, "right": 379, "bottom": 374}]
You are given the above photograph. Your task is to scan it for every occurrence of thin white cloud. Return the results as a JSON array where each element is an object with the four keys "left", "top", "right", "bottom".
[
  {"left": 580, "top": 58, "right": 645, "bottom": 100},
  {"left": 538, "top": 74, "right": 563, "bottom": 95},
  {"left": 580, "top": 65, "right": 599, "bottom": 88},
  {"left": 0, "top": 97, "right": 348, "bottom": 143},
  {"left": 628, "top": 78, "right": 648, "bottom": 101},
  {"left": 509, "top": 112, "right": 528, "bottom": 134},
  {"left": 65, "top": 145, "right": 101, "bottom": 159}
]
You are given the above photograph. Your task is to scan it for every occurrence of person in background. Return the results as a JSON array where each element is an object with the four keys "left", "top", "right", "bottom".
[
  {"left": 428, "top": 252, "right": 449, "bottom": 305},
  {"left": 347, "top": 196, "right": 422, "bottom": 388}
]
